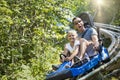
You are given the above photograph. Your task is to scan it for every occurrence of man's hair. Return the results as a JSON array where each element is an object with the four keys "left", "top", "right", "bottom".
[{"left": 72, "top": 17, "right": 81, "bottom": 23}]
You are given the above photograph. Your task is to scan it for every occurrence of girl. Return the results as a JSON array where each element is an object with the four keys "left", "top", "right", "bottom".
[{"left": 60, "top": 29, "right": 89, "bottom": 66}]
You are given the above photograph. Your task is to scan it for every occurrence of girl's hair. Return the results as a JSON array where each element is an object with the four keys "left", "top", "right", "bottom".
[{"left": 67, "top": 29, "right": 78, "bottom": 36}]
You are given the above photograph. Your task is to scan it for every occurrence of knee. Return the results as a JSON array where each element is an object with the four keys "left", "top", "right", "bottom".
[
  {"left": 80, "top": 38, "right": 89, "bottom": 47},
  {"left": 80, "top": 38, "right": 86, "bottom": 42}
]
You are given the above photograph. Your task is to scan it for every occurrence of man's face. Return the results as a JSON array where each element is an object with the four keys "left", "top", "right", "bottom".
[{"left": 73, "top": 17, "right": 84, "bottom": 32}]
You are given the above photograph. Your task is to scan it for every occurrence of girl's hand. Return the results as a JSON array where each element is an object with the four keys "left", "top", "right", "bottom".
[
  {"left": 65, "top": 57, "right": 72, "bottom": 61},
  {"left": 60, "top": 54, "right": 66, "bottom": 62},
  {"left": 60, "top": 59, "right": 64, "bottom": 62}
]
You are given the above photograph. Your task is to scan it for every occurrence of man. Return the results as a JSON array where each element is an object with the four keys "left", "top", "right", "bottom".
[{"left": 72, "top": 17, "right": 99, "bottom": 59}]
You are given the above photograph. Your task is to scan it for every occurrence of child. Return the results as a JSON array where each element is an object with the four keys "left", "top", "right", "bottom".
[
  {"left": 60, "top": 29, "right": 90, "bottom": 66},
  {"left": 60, "top": 29, "right": 80, "bottom": 65},
  {"left": 52, "top": 29, "right": 90, "bottom": 70}
]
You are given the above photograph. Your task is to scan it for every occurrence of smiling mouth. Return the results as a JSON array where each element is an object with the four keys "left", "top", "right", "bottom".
[
  {"left": 79, "top": 26, "right": 82, "bottom": 28},
  {"left": 70, "top": 38, "right": 75, "bottom": 40}
]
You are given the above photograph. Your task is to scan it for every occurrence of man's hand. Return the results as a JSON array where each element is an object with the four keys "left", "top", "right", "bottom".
[
  {"left": 91, "top": 35, "right": 99, "bottom": 50},
  {"left": 93, "top": 41, "right": 99, "bottom": 50}
]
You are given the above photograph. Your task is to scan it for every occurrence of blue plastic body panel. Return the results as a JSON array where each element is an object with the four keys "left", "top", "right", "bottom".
[
  {"left": 70, "top": 54, "right": 101, "bottom": 77},
  {"left": 100, "top": 46, "right": 109, "bottom": 61},
  {"left": 47, "top": 61, "right": 72, "bottom": 77}
]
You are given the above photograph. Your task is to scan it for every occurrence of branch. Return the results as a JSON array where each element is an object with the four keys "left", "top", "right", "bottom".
[{"left": 104, "top": 69, "right": 120, "bottom": 78}]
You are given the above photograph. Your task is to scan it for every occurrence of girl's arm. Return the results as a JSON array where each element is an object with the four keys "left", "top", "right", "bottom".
[
  {"left": 65, "top": 45, "right": 79, "bottom": 61},
  {"left": 60, "top": 44, "right": 69, "bottom": 62}
]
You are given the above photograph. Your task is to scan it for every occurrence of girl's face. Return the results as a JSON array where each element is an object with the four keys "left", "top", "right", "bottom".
[
  {"left": 67, "top": 33, "right": 77, "bottom": 42},
  {"left": 73, "top": 17, "right": 84, "bottom": 32}
]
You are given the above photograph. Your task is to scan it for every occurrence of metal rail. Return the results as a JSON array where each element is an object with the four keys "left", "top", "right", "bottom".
[{"left": 100, "top": 29, "right": 116, "bottom": 55}]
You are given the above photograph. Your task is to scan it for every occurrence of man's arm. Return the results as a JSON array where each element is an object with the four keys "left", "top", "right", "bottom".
[
  {"left": 79, "top": 38, "right": 89, "bottom": 59},
  {"left": 91, "top": 34, "right": 99, "bottom": 49}
]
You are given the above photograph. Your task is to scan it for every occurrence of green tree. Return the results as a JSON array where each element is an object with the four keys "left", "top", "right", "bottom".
[{"left": 0, "top": 0, "right": 89, "bottom": 80}]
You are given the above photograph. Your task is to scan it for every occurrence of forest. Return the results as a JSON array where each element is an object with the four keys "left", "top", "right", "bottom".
[{"left": 0, "top": 0, "right": 120, "bottom": 80}]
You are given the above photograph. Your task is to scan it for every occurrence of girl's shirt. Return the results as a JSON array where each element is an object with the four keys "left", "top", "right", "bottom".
[
  {"left": 65, "top": 39, "right": 89, "bottom": 60},
  {"left": 65, "top": 40, "right": 80, "bottom": 54}
]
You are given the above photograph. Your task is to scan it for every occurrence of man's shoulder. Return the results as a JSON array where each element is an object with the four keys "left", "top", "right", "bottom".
[
  {"left": 87, "top": 27, "right": 97, "bottom": 33},
  {"left": 85, "top": 27, "right": 97, "bottom": 37},
  {"left": 87, "top": 27, "right": 95, "bottom": 30}
]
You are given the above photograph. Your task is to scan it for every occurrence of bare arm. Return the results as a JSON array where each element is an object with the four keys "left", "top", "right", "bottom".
[
  {"left": 91, "top": 35, "right": 99, "bottom": 49},
  {"left": 60, "top": 45, "right": 69, "bottom": 62},
  {"left": 65, "top": 45, "right": 79, "bottom": 61},
  {"left": 62, "top": 46, "right": 69, "bottom": 56},
  {"left": 79, "top": 38, "right": 89, "bottom": 59}
]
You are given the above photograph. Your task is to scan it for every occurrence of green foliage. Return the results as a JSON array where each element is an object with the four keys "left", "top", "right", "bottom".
[
  {"left": 0, "top": 0, "right": 89, "bottom": 80},
  {"left": 90, "top": 0, "right": 120, "bottom": 25},
  {"left": 113, "top": 10, "right": 120, "bottom": 26}
]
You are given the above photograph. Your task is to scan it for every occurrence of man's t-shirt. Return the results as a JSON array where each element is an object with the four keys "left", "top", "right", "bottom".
[
  {"left": 78, "top": 28, "right": 97, "bottom": 40},
  {"left": 78, "top": 28, "right": 98, "bottom": 57}
]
